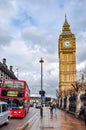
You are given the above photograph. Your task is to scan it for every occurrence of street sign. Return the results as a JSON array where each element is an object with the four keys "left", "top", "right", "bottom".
[{"left": 42, "top": 96, "right": 46, "bottom": 102}]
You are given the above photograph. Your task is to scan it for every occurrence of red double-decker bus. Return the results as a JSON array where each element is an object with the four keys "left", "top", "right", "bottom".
[{"left": 0, "top": 79, "right": 30, "bottom": 118}]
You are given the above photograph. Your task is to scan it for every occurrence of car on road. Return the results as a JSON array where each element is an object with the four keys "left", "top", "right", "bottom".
[
  {"left": 0, "top": 101, "right": 10, "bottom": 126},
  {"left": 35, "top": 102, "right": 41, "bottom": 108}
]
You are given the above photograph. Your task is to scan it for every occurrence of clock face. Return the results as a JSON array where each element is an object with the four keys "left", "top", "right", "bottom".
[{"left": 64, "top": 40, "right": 72, "bottom": 47}]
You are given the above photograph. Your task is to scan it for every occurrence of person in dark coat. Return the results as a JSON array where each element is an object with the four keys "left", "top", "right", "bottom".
[
  {"left": 50, "top": 100, "right": 57, "bottom": 117},
  {"left": 50, "top": 102, "right": 53, "bottom": 115},
  {"left": 80, "top": 102, "right": 86, "bottom": 126}
]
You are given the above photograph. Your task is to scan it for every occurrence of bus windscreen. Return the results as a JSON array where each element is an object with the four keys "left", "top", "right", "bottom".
[{"left": 3, "top": 81, "right": 24, "bottom": 89}]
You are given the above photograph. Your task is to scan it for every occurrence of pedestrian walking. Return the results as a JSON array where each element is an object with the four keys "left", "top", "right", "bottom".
[
  {"left": 50, "top": 100, "right": 57, "bottom": 118},
  {"left": 52, "top": 101, "right": 57, "bottom": 116},
  {"left": 50, "top": 101, "right": 53, "bottom": 115},
  {"left": 79, "top": 102, "right": 86, "bottom": 126}
]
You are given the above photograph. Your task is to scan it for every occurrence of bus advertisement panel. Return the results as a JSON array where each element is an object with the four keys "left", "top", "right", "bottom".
[{"left": 0, "top": 79, "right": 30, "bottom": 118}]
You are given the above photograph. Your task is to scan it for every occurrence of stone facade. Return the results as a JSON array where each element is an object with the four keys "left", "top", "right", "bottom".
[{"left": 0, "top": 58, "right": 17, "bottom": 83}]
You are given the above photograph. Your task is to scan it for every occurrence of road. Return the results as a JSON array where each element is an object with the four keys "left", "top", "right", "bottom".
[
  {"left": 0, "top": 107, "right": 40, "bottom": 130},
  {"left": 0, "top": 107, "right": 86, "bottom": 130}
]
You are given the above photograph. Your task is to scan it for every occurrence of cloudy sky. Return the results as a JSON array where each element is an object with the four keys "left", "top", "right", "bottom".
[{"left": 0, "top": 0, "right": 86, "bottom": 98}]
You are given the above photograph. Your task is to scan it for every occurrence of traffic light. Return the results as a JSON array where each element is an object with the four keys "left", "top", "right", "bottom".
[{"left": 39, "top": 90, "right": 45, "bottom": 96}]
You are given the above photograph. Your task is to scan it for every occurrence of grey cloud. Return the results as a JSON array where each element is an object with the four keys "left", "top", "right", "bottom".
[
  {"left": 76, "top": 32, "right": 86, "bottom": 64},
  {"left": 0, "top": 28, "right": 12, "bottom": 46},
  {"left": 21, "top": 27, "right": 57, "bottom": 54},
  {"left": 43, "top": 79, "right": 57, "bottom": 97}
]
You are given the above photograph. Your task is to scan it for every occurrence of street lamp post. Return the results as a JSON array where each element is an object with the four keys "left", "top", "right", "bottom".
[{"left": 39, "top": 57, "right": 44, "bottom": 118}]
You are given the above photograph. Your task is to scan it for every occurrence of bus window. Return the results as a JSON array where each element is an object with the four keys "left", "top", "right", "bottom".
[{"left": 2, "top": 104, "right": 8, "bottom": 112}]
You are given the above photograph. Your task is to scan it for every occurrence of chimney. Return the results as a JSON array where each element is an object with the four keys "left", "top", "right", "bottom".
[
  {"left": 10, "top": 66, "right": 13, "bottom": 71},
  {"left": 3, "top": 58, "right": 6, "bottom": 65}
]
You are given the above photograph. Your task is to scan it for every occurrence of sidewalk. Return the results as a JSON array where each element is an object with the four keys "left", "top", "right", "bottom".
[{"left": 23, "top": 107, "right": 86, "bottom": 130}]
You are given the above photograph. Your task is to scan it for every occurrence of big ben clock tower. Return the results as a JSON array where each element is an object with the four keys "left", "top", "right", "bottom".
[{"left": 58, "top": 16, "right": 76, "bottom": 96}]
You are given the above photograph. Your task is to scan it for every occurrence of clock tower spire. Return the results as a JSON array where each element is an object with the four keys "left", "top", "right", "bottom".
[
  {"left": 62, "top": 15, "right": 71, "bottom": 34},
  {"left": 58, "top": 16, "right": 76, "bottom": 96}
]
